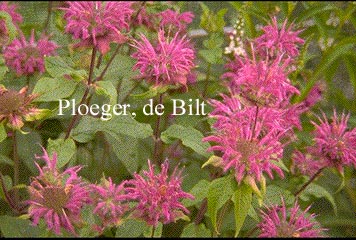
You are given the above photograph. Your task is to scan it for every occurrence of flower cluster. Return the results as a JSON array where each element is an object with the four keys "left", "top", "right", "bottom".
[
  {"left": 131, "top": 29, "right": 195, "bottom": 88},
  {"left": 62, "top": 1, "right": 133, "bottom": 54},
  {"left": 126, "top": 160, "right": 194, "bottom": 226},
  {"left": 0, "top": 2, "right": 22, "bottom": 46},
  {"left": 0, "top": 86, "right": 46, "bottom": 130},
  {"left": 204, "top": 17, "right": 307, "bottom": 186},
  {"left": 28, "top": 149, "right": 90, "bottom": 235},
  {"left": 3, "top": 30, "right": 57, "bottom": 76},
  {"left": 259, "top": 198, "right": 325, "bottom": 237}
]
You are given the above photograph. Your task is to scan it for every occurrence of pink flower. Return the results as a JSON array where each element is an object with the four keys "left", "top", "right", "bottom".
[
  {"left": 255, "top": 17, "right": 304, "bottom": 58},
  {"left": 0, "top": 2, "right": 22, "bottom": 46},
  {"left": 259, "top": 198, "right": 325, "bottom": 237},
  {"left": 0, "top": 86, "right": 46, "bottom": 130},
  {"left": 27, "top": 149, "right": 90, "bottom": 235},
  {"left": 90, "top": 177, "right": 130, "bottom": 230},
  {"left": 291, "top": 150, "right": 323, "bottom": 177},
  {"left": 62, "top": 1, "right": 133, "bottom": 54},
  {"left": 203, "top": 96, "right": 286, "bottom": 184},
  {"left": 159, "top": 9, "right": 194, "bottom": 32},
  {"left": 3, "top": 30, "right": 57, "bottom": 76},
  {"left": 131, "top": 29, "right": 195, "bottom": 88},
  {"left": 126, "top": 160, "right": 194, "bottom": 226},
  {"left": 310, "top": 110, "right": 356, "bottom": 172},
  {"left": 223, "top": 54, "right": 299, "bottom": 107}
]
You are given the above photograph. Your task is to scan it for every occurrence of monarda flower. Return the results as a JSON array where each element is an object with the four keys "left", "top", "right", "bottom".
[
  {"left": 3, "top": 30, "right": 57, "bottom": 76},
  {"left": 27, "top": 149, "right": 90, "bottom": 235},
  {"left": 90, "top": 177, "right": 130, "bottom": 231},
  {"left": 255, "top": 17, "right": 304, "bottom": 58},
  {"left": 62, "top": 1, "right": 133, "bottom": 54},
  {"left": 159, "top": 9, "right": 194, "bottom": 33},
  {"left": 0, "top": 2, "right": 22, "bottom": 46},
  {"left": 131, "top": 29, "right": 195, "bottom": 88},
  {"left": 259, "top": 199, "right": 325, "bottom": 237},
  {"left": 291, "top": 150, "right": 323, "bottom": 177},
  {"left": 203, "top": 96, "right": 286, "bottom": 184},
  {"left": 0, "top": 86, "right": 46, "bottom": 130},
  {"left": 222, "top": 54, "right": 299, "bottom": 107},
  {"left": 126, "top": 160, "right": 194, "bottom": 226},
  {"left": 310, "top": 110, "right": 356, "bottom": 172}
]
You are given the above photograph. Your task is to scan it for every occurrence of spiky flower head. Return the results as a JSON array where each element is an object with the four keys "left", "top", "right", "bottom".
[
  {"left": 310, "top": 110, "right": 356, "bottom": 172},
  {"left": 3, "top": 30, "right": 57, "bottom": 76},
  {"left": 159, "top": 9, "right": 194, "bottom": 33},
  {"left": 259, "top": 199, "right": 325, "bottom": 237},
  {"left": 291, "top": 150, "right": 323, "bottom": 177},
  {"left": 90, "top": 177, "right": 130, "bottom": 231},
  {"left": 0, "top": 2, "right": 22, "bottom": 46},
  {"left": 62, "top": 1, "right": 133, "bottom": 54},
  {"left": 0, "top": 86, "right": 47, "bottom": 130},
  {"left": 131, "top": 29, "right": 195, "bottom": 88},
  {"left": 203, "top": 95, "right": 286, "bottom": 184},
  {"left": 126, "top": 159, "right": 194, "bottom": 226},
  {"left": 255, "top": 17, "right": 304, "bottom": 58},
  {"left": 27, "top": 148, "right": 90, "bottom": 235}
]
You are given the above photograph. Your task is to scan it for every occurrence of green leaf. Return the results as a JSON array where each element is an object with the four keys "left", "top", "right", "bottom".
[
  {"left": 47, "top": 138, "right": 76, "bottom": 169},
  {"left": 181, "top": 223, "right": 211, "bottom": 237},
  {"left": 45, "top": 56, "right": 86, "bottom": 79},
  {"left": 231, "top": 183, "right": 252, "bottom": 237},
  {"left": 0, "top": 56, "right": 8, "bottom": 81},
  {"left": 295, "top": 4, "right": 338, "bottom": 23},
  {"left": 199, "top": 48, "right": 224, "bottom": 65},
  {"left": 0, "top": 154, "right": 13, "bottom": 166},
  {"left": 207, "top": 174, "right": 235, "bottom": 234},
  {"left": 32, "top": 76, "right": 79, "bottom": 102},
  {"left": 202, "top": 155, "right": 223, "bottom": 169},
  {"left": 0, "top": 216, "right": 40, "bottom": 237},
  {"left": 95, "top": 81, "right": 118, "bottom": 105},
  {"left": 182, "top": 179, "right": 210, "bottom": 207},
  {"left": 265, "top": 185, "right": 294, "bottom": 206},
  {"left": 0, "top": 175, "right": 12, "bottom": 201},
  {"left": 300, "top": 183, "right": 337, "bottom": 215},
  {"left": 161, "top": 124, "right": 210, "bottom": 158},
  {"left": 0, "top": 124, "right": 6, "bottom": 143},
  {"left": 115, "top": 219, "right": 146, "bottom": 237},
  {"left": 199, "top": 3, "right": 227, "bottom": 33},
  {"left": 72, "top": 115, "right": 153, "bottom": 143},
  {"left": 0, "top": 11, "right": 17, "bottom": 43},
  {"left": 143, "top": 222, "right": 162, "bottom": 238}
]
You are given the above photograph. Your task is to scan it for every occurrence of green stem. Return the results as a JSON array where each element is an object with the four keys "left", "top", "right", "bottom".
[
  {"left": 151, "top": 226, "right": 156, "bottom": 238},
  {"left": 294, "top": 167, "right": 325, "bottom": 198},
  {"left": 65, "top": 47, "right": 97, "bottom": 139},
  {"left": 202, "top": 63, "right": 211, "bottom": 98},
  {"left": 43, "top": 1, "right": 53, "bottom": 34},
  {"left": 153, "top": 94, "right": 164, "bottom": 165},
  {"left": 214, "top": 201, "right": 230, "bottom": 237},
  {"left": 12, "top": 132, "right": 19, "bottom": 205}
]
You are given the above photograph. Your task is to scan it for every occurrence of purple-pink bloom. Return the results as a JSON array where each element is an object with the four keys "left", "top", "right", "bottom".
[
  {"left": 310, "top": 110, "right": 356, "bottom": 172},
  {"left": 0, "top": 2, "right": 22, "bottom": 46},
  {"left": 3, "top": 30, "right": 57, "bottom": 76},
  {"left": 126, "top": 160, "right": 194, "bottom": 226},
  {"left": 90, "top": 177, "right": 130, "bottom": 230},
  {"left": 259, "top": 198, "right": 325, "bottom": 237},
  {"left": 27, "top": 148, "right": 90, "bottom": 235},
  {"left": 62, "top": 1, "right": 133, "bottom": 54},
  {"left": 203, "top": 96, "right": 286, "bottom": 184},
  {"left": 222, "top": 54, "right": 299, "bottom": 107},
  {"left": 291, "top": 150, "right": 323, "bottom": 177},
  {"left": 131, "top": 29, "right": 195, "bottom": 88},
  {"left": 159, "top": 9, "right": 194, "bottom": 32},
  {"left": 255, "top": 17, "right": 304, "bottom": 58}
]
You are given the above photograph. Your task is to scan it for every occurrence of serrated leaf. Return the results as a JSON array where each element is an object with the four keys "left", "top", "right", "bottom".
[
  {"left": 95, "top": 81, "right": 117, "bottom": 105},
  {"left": 72, "top": 115, "right": 153, "bottom": 143},
  {"left": 300, "top": 183, "right": 337, "bottom": 215},
  {"left": 0, "top": 216, "right": 40, "bottom": 237},
  {"left": 161, "top": 124, "right": 210, "bottom": 158},
  {"left": 47, "top": 138, "right": 76, "bottom": 169},
  {"left": 181, "top": 223, "right": 211, "bottom": 237},
  {"left": 45, "top": 56, "right": 85, "bottom": 79},
  {"left": 0, "top": 154, "right": 13, "bottom": 166},
  {"left": 0, "top": 11, "right": 17, "bottom": 43},
  {"left": 0, "top": 175, "right": 12, "bottom": 201},
  {"left": 207, "top": 174, "right": 235, "bottom": 234},
  {"left": 0, "top": 56, "right": 8, "bottom": 81},
  {"left": 182, "top": 179, "right": 210, "bottom": 207},
  {"left": 0, "top": 124, "right": 6, "bottom": 143},
  {"left": 199, "top": 48, "right": 223, "bottom": 65},
  {"left": 265, "top": 185, "right": 294, "bottom": 206},
  {"left": 232, "top": 183, "right": 252, "bottom": 237},
  {"left": 32, "top": 77, "right": 79, "bottom": 102},
  {"left": 116, "top": 219, "right": 146, "bottom": 237}
]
